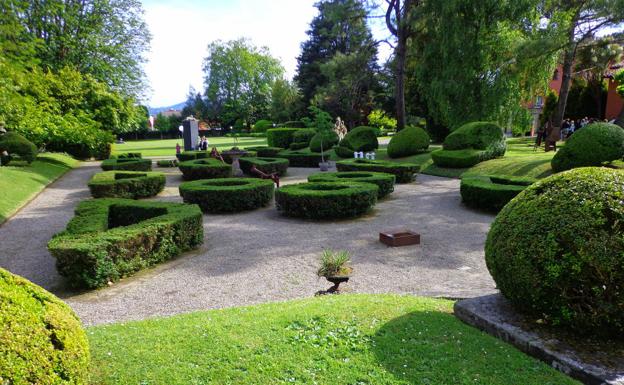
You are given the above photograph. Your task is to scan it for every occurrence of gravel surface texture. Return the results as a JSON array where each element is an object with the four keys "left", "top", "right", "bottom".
[{"left": 0, "top": 162, "right": 497, "bottom": 325}]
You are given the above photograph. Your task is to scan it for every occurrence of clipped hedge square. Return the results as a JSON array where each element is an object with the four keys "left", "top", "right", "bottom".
[
  {"left": 101, "top": 157, "right": 152, "bottom": 171},
  {"left": 88, "top": 171, "right": 166, "bottom": 199}
]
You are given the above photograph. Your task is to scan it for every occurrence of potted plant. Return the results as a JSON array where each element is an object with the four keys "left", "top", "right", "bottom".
[
  {"left": 317, "top": 249, "right": 352, "bottom": 294},
  {"left": 303, "top": 106, "right": 334, "bottom": 171}
]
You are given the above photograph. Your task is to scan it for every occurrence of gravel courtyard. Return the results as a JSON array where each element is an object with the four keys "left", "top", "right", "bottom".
[{"left": 0, "top": 163, "right": 497, "bottom": 325}]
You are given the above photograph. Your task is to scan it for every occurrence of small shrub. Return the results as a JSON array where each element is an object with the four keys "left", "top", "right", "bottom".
[
  {"left": 0, "top": 267, "right": 90, "bottom": 384},
  {"left": 239, "top": 157, "right": 289, "bottom": 176},
  {"left": 157, "top": 159, "right": 178, "bottom": 167},
  {"left": 317, "top": 249, "right": 352, "bottom": 277},
  {"left": 309, "top": 130, "right": 339, "bottom": 152},
  {"left": 308, "top": 171, "right": 395, "bottom": 198},
  {"left": 387, "top": 126, "right": 430, "bottom": 158},
  {"left": 0, "top": 132, "right": 38, "bottom": 164},
  {"left": 551, "top": 122, "right": 624, "bottom": 172},
  {"left": 252, "top": 119, "right": 273, "bottom": 132},
  {"left": 333, "top": 145, "right": 356, "bottom": 158},
  {"left": 277, "top": 149, "right": 328, "bottom": 167},
  {"left": 336, "top": 159, "right": 420, "bottom": 183},
  {"left": 275, "top": 181, "right": 378, "bottom": 219},
  {"left": 101, "top": 157, "right": 152, "bottom": 171},
  {"left": 244, "top": 146, "right": 284, "bottom": 157},
  {"left": 430, "top": 149, "right": 482, "bottom": 168},
  {"left": 279, "top": 120, "right": 306, "bottom": 128},
  {"left": 460, "top": 175, "right": 535, "bottom": 212},
  {"left": 432, "top": 121, "right": 506, "bottom": 168},
  {"left": 338, "top": 126, "right": 379, "bottom": 154},
  {"left": 88, "top": 171, "right": 166, "bottom": 199},
  {"left": 113, "top": 152, "right": 142, "bottom": 159},
  {"left": 179, "top": 178, "right": 274, "bottom": 213},
  {"left": 178, "top": 158, "right": 231, "bottom": 180},
  {"left": 48, "top": 198, "right": 203, "bottom": 289},
  {"left": 289, "top": 142, "right": 309, "bottom": 150},
  {"left": 176, "top": 151, "right": 210, "bottom": 162},
  {"left": 292, "top": 128, "right": 317, "bottom": 145},
  {"left": 485, "top": 167, "right": 624, "bottom": 336},
  {"left": 267, "top": 128, "right": 300, "bottom": 148}
]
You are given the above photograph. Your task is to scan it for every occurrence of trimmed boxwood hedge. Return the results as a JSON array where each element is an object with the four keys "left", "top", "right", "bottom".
[
  {"left": 309, "top": 130, "right": 339, "bottom": 152},
  {"left": 0, "top": 131, "right": 38, "bottom": 164},
  {"left": 485, "top": 167, "right": 624, "bottom": 336},
  {"left": 179, "top": 178, "right": 274, "bottom": 213},
  {"left": 178, "top": 158, "right": 232, "bottom": 180},
  {"left": 338, "top": 126, "right": 378, "bottom": 152},
  {"left": 430, "top": 149, "right": 482, "bottom": 168},
  {"left": 277, "top": 149, "right": 328, "bottom": 167},
  {"left": 275, "top": 181, "right": 378, "bottom": 219},
  {"left": 113, "top": 152, "right": 142, "bottom": 159},
  {"left": 88, "top": 171, "right": 166, "bottom": 199},
  {"left": 336, "top": 158, "right": 420, "bottom": 183},
  {"left": 239, "top": 157, "right": 289, "bottom": 176},
  {"left": 101, "top": 157, "right": 152, "bottom": 171},
  {"left": 157, "top": 159, "right": 178, "bottom": 167},
  {"left": 432, "top": 121, "right": 506, "bottom": 168},
  {"left": 48, "top": 198, "right": 203, "bottom": 289},
  {"left": 460, "top": 175, "right": 535, "bottom": 212},
  {"left": 244, "top": 146, "right": 284, "bottom": 157},
  {"left": 308, "top": 171, "right": 395, "bottom": 198},
  {"left": 387, "top": 126, "right": 430, "bottom": 158},
  {"left": 0, "top": 267, "right": 90, "bottom": 385},
  {"left": 267, "top": 128, "right": 300, "bottom": 148},
  {"left": 176, "top": 150, "right": 210, "bottom": 162}
]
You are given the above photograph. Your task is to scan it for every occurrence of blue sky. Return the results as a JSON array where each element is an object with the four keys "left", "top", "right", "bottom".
[{"left": 140, "top": 0, "right": 390, "bottom": 107}]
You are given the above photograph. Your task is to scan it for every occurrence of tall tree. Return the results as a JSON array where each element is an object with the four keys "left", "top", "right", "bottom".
[{"left": 270, "top": 78, "right": 300, "bottom": 123}]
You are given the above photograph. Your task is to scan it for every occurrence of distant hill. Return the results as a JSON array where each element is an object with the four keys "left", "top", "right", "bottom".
[{"left": 149, "top": 102, "right": 185, "bottom": 117}]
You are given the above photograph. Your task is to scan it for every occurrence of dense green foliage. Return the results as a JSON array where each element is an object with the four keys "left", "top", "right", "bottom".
[
  {"left": 275, "top": 182, "right": 378, "bottom": 219},
  {"left": 432, "top": 122, "right": 506, "bottom": 168},
  {"left": 292, "top": 128, "right": 317, "bottom": 145},
  {"left": 460, "top": 175, "right": 534, "bottom": 212},
  {"left": 176, "top": 151, "right": 210, "bottom": 162},
  {"left": 308, "top": 171, "right": 395, "bottom": 198},
  {"left": 336, "top": 159, "right": 420, "bottom": 183},
  {"left": 252, "top": 119, "right": 274, "bottom": 132},
  {"left": 0, "top": 132, "right": 37, "bottom": 164},
  {"left": 430, "top": 149, "right": 482, "bottom": 168},
  {"left": 179, "top": 178, "right": 274, "bottom": 213},
  {"left": 178, "top": 158, "right": 232, "bottom": 181},
  {"left": 309, "top": 130, "right": 339, "bottom": 153},
  {"left": 156, "top": 159, "right": 178, "bottom": 167},
  {"left": 335, "top": 126, "right": 378, "bottom": 157},
  {"left": 88, "top": 171, "right": 166, "bottom": 199},
  {"left": 101, "top": 157, "right": 152, "bottom": 172},
  {"left": 367, "top": 109, "right": 397, "bottom": 131},
  {"left": 277, "top": 149, "right": 327, "bottom": 167},
  {"left": 49, "top": 198, "right": 203, "bottom": 289},
  {"left": 485, "top": 168, "right": 624, "bottom": 336},
  {"left": 267, "top": 128, "right": 301, "bottom": 148},
  {"left": 239, "top": 157, "right": 289, "bottom": 176},
  {"left": 0, "top": 268, "right": 90, "bottom": 385},
  {"left": 244, "top": 146, "right": 284, "bottom": 157},
  {"left": 551, "top": 123, "right": 624, "bottom": 172},
  {"left": 387, "top": 126, "right": 430, "bottom": 159}
]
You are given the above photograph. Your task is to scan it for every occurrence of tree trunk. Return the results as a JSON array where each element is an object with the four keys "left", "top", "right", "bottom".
[
  {"left": 395, "top": 35, "right": 407, "bottom": 131},
  {"left": 553, "top": 46, "right": 575, "bottom": 128}
]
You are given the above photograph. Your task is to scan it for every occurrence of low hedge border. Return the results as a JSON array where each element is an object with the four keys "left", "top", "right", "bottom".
[
  {"left": 244, "top": 146, "right": 284, "bottom": 157},
  {"left": 275, "top": 181, "right": 378, "bottom": 219},
  {"left": 111, "top": 152, "right": 142, "bottom": 159},
  {"left": 460, "top": 175, "right": 536, "bottom": 212},
  {"left": 308, "top": 171, "right": 395, "bottom": 198},
  {"left": 179, "top": 178, "right": 275, "bottom": 213},
  {"left": 176, "top": 150, "right": 210, "bottom": 162},
  {"left": 88, "top": 171, "right": 166, "bottom": 199},
  {"left": 156, "top": 159, "right": 178, "bottom": 167},
  {"left": 239, "top": 157, "right": 289, "bottom": 176},
  {"left": 431, "top": 149, "right": 482, "bottom": 168},
  {"left": 48, "top": 198, "right": 203, "bottom": 289},
  {"left": 267, "top": 128, "right": 300, "bottom": 148},
  {"left": 335, "top": 159, "right": 420, "bottom": 183},
  {"left": 178, "top": 158, "right": 232, "bottom": 180},
  {"left": 101, "top": 157, "right": 152, "bottom": 171},
  {"left": 277, "top": 150, "right": 329, "bottom": 168}
]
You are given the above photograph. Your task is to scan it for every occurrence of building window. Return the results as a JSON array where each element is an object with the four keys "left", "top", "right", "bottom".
[{"left": 553, "top": 69, "right": 559, "bottom": 80}]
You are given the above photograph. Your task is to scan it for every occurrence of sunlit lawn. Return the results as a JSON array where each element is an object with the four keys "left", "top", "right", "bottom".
[{"left": 112, "top": 137, "right": 268, "bottom": 157}]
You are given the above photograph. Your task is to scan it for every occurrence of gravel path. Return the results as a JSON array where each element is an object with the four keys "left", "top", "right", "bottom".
[{"left": 0, "top": 163, "right": 497, "bottom": 325}]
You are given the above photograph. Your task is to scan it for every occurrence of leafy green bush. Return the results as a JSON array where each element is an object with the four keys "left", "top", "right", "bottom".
[
  {"left": 88, "top": 171, "right": 166, "bottom": 199},
  {"left": 367, "top": 109, "right": 397, "bottom": 131},
  {"left": 432, "top": 121, "right": 506, "bottom": 168},
  {"left": 278, "top": 120, "right": 306, "bottom": 128},
  {"left": 387, "top": 126, "right": 430, "bottom": 158},
  {"left": 460, "top": 175, "right": 535, "bottom": 212},
  {"left": 333, "top": 145, "right": 356, "bottom": 158},
  {"left": 308, "top": 171, "right": 395, "bottom": 198},
  {"left": 277, "top": 149, "right": 328, "bottom": 167},
  {"left": 252, "top": 119, "right": 274, "bottom": 132},
  {"left": 292, "top": 128, "right": 317, "bottom": 145},
  {"left": 485, "top": 168, "right": 624, "bottom": 336},
  {"left": 289, "top": 142, "right": 309, "bottom": 150},
  {"left": 275, "top": 182, "right": 378, "bottom": 219},
  {"left": 179, "top": 178, "right": 274, "bottom": 213},
  {"left": 48, "top": 198, "right": 203, "bottom": 289},
  {"left": 551, "top": 122, "right": 624, "bottom": 173},
  {"left": 0, "top": 132, "right": 37, "bottom": 164},
  {"left": 244, "top": 146, "right": 284, "bottom": 157},
  {"left": 338, "top": 126, "right": 379, "bottom": 155},
  {"left": 0, "top": 267, "right": 90, "bottom": 384},
  {"left": 46, "top": 125, "right": 114, "bottom": 160},
  {"left": 113, "top": 152, "right": 142, "bottom": 159},
  {"left": 430, "top": 149, "right": 482, "bottom": 168},
  {"left": 176, "top": 151, "right": 210, "bottom": 162},
  {"left": 267, "top": 128, "right": 300, "bottom": 148},
  {"left": 156, "top": 159, "right": 178, "bottom": 167},
  {"left": 178, "top": 158, "right": 231, "bottom": 180},
  {"left": 101, "top": 157, "right": 152, "bottom": 171},
  {"left": 336, "top": 159, "right": 420, "bottom": 183},
  {"left": 309, "top": 130, "right": 339, "bottom": 152},
  {"left": 239, "top": 157, "right": 289, "bottom": 176}
]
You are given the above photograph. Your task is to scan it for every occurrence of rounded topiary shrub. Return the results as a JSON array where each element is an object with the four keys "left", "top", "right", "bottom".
[
  {"left": 101, "top": 157, "right": 152, "bottom": 171},
  {"left": 336, "top": 159, "right": 420, "bottom": 183},
  {"left": 179, "top": 178, "right": 274, "bottom": 213},
  {"left": 239, "top": 157, "right": 289, "bottom": 176},
  {"left": 430, "top": 149, "right": 482, "bottom": 168},
  {"left": 308, "top": 171, "right": 395, "bottom": 198},
  {"left": 292, "top": 128, "right": 317, "bottom": 146},
  {"left": 277, "top": 150, "right": 327, "bottom": 167},
  {"left": 178, "top": 158, "right": 231, "bottom": 180},
  {"left": 0, "top": 267, "right": 90, "bottom": 384},
  {"left": 485, "top": 167, "right": 624, "bottom": 336},
  {"left": 267, "top": 128, "right": 300, "bottom": 148},
  {"left": 275, "top": 181, "right": 378, "bottom": 219},
  {"left": 387, "top": 126, "right": 430, "bottom": 158},
  {"left": 0, "top": 132, "right": 38, "bottom": 164},
  {"left": 432, "top": 121, "right": 506, "bottom": 168},
  {"left": 460, "top": 175, "right": 535, "bottom": 212},
  {"left": 244, "top": 146, "right": 284, "bottom": 157},
  {"left": 88, "top": 171, "right": 166, "bottom": 199},
  {"left": 551, "top": 122, "right": 624, "bottom": 173},
  {"left": 309, "top": 130, "right": 339, "bottom": 152},
  {"left": 252, "top": 119, "right": 273, "bottom": 132},
  {"left": 337, "top": 126, "right": 379, "bottom": 156}
]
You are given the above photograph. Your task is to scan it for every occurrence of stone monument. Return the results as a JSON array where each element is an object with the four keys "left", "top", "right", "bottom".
[{"left": 182, "top": 116, "right": 199, "bottom": 151}]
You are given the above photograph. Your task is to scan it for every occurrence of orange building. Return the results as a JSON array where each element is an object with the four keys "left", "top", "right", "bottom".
[{"left": 605, "top": 64, "right": 623, "bottom": 120}]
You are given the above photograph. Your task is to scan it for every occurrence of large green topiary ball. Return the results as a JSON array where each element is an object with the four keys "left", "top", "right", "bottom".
[
  {"left": 0, "top": 132, "right": 38, "bottom": 164},
  {"left": 551, "top": 122, "right": 624, "bottom": 173},
  {"left": 387, "top": 126, "right": 430, "bottom": 158},
  {"left": 0, "top": 268, "right": 90, "bottom": 384},
  {"left": 339, "top": 126, "right": 379, "bottom": 153},
  {"left": 309, "top": 130, "right": 339, "bottom": 153},
  {"left": 485, "top": 167, "right": 624, "bottom": 336},
  {"left": 444, "top": 121, "right": 505, "bottom": 155}
]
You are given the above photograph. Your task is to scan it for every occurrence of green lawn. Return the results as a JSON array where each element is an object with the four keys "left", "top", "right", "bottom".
[
  {"left": 0, "top": 153, "right": 79, "bottom": 223},
  {"left": 88, "top": 294, "right": 578, "bottom": 385},
  {"left": 112, "top": 137, "right": 268, "bottom": 157}
]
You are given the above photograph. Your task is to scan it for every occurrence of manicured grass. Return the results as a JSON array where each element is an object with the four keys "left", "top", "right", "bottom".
[
  {"left": 112, "top": 137, "right": 268, "bottom": 157},
  {"left": 0, "top": 153, "right": 79, "bottom": 223},
  {"left": 88, "top": 294, "right": 578, "bottom": 385}
]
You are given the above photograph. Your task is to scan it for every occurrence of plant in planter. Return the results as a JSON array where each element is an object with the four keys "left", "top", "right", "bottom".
[
  {"left": 303, "top": 106, "right": 335, "bottom": 170},
  {"left": 316, "top": 249, "right": 352, "bottom": 294}
]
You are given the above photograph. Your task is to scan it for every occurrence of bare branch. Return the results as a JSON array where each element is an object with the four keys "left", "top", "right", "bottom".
[{"left": 385, "top": 0, "right": 398, "bottom": 37}]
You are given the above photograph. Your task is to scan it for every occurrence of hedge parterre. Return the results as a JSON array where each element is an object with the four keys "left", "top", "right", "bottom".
[
  {"left": 48, "top": 198, "right": 203, "bottom": 289},
  {"left": 239, "top": 157, "right": 289, "bottom": 176},
  {"left": 308, "top": 171, "right": 395, "bottom": 198},
  {"left": 179, "top": 178, "right": 275, "bottom": 213},
  {"left": 277, "top": 150, "right": 329, "bottom": 168},
  {"left": 176, "top": 150, "right": 210, "bottom": 162},
  {"left": 244, "top": 146, "right": 284, "bottom": 157},
  {"left": 336, "top": 159, "right": 420, "bottom": 183},
  {"left": 178, "top": 158, "right": 232, "bottom": 180},
  {"left": 101, "top": 157, "right": 152, "bottom": 171},
  {"left": 460, "top": 175, "right": 535, "bottom": 212},
  {"left": 88, "top": 171, "right": 166, "bottom": 199},
  {"left": 275, "top": 181, "right": 378, "bottom": 219}
]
